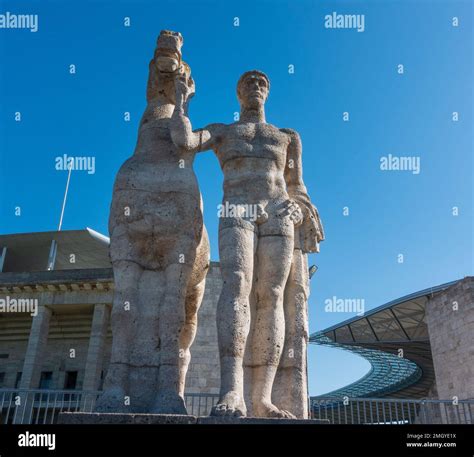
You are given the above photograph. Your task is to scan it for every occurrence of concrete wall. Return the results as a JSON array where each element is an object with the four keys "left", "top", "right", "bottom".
[
  {"left": 414, "top": 381, "right": 443, "bottom": 424},
  {"left": 0, "top": 341, "right": 28, "bottom": 387},
  {"left": 0, "top": 336, "right": 104, "bottom": 390},
  {"left": 425, "top": 277, "right": 474, "bottom": 401},
  {"left": 185, "top": 263, "right": 221, "bottom": 394}
]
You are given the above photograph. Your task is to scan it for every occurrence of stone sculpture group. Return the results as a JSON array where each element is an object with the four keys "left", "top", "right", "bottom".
[{"left": 96, "top": 30, "right": 324, "bottom": 420}]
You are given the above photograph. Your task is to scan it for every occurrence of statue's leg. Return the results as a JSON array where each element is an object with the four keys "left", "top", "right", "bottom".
[
  {"left": 273, "top": 249, "right": 310, "bottom": 419},
  {"left": 95, "top": 259, "right": 142, "bottom": 412},
  {"left": 151, "top": 261, "right": 193, "bottom": 414},
  {"left": 251, "top": 225, "right": 295, "bottom": 419},
  {"left": 178, "top": 277, "right": 206, "bottom": 398},
  {"left": 211, "top": 221, "right": 256, "bottom": 417},
  {"left": 128, "top": 269, "right": 164, "bottom": 412}
]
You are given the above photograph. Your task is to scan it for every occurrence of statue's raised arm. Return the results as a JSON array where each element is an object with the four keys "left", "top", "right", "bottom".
[{"left": 170, "top": 74, "right": 222, "bottom": 153}]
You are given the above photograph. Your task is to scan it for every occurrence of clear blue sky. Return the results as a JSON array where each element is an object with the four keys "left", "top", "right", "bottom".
[{"left": 0, "top": 0, "right": 472, "bottom": 395}]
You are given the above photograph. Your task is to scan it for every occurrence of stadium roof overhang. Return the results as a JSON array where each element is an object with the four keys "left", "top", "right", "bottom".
[
  {"left": 0, "top": 228, "right": 111, "bottom": 272},
  {"left": 310, "top": 280, "right": 461, "bottom": 399}
]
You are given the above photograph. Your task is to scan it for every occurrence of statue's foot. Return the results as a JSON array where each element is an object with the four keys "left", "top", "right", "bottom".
[
  {"left": 211, "top": 391, "right": 246, "bottom": 417},
  {"left": 150, "top": 391, "right": 188, "bottom": 415},
  {"left": 95, "top": 387, "right": 129, "bottom": 413},
  {"left": 253, "top": 400, "right": 296, "bottom": 419}
]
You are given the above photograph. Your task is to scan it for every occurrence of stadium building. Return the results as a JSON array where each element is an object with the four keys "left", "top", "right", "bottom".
[{"left": 0, "top": 229, "right": 472, "bottom": 424}]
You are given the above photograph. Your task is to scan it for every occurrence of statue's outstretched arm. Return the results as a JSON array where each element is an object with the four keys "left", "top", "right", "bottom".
[
  {"left": 170, "top": 75, "right": 218, "bottom": 152},
  {"left": 283, "top": 129, "right": 325, "bottom": 253}
]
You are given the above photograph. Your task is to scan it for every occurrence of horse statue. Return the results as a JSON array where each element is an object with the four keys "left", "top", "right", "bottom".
[{"left": 96, "top": 30, "right": 209, "bottom": 414}]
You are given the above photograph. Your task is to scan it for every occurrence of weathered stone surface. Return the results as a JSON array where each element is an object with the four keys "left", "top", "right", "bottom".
[
  {"left": 58, "top": 412, "right": 197, "bottom": 425},
  {"left": 425, "top": 277, "right": 474, "bottom": 413},
  {"left": 95, "top": 30, "right": 210, "bottom": 415},
  {"left": 185, "top": 263, "right": 221, "bottom": 394},
  {"left": 170, "top": 67, "right": 324, "bottom": 419},
  {"left": 58, "top": 412, "right": 328, "bottom": 425},
  {"left": 197, "top": 416, "right": 328, "bottom": 425},
  {"left": 94, "top": 30, "right": 323, "bottom": 418},
  {"left": 271, "top": 246, "right": 310, "bottom": 419}
]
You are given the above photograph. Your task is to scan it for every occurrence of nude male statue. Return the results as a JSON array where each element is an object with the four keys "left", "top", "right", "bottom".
[{"left": 171, "top": 70, "right": 323, "bottom": 418}]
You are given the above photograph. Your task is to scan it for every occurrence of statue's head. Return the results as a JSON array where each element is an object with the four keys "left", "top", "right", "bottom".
[
  {"left": 147, "top": 30, "right": 191, "bottom": 103},
  {"left": 155, "top": 30, "right": 183, "bottom": 73},
  {"left": 237, "top": 70, "right": 270, "bottom": 110}
]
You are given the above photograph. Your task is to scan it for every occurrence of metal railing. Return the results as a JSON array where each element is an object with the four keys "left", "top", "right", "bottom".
[
  {"left": 0, "top": 389, "right": 100, "bottom": 424},
  {"left": 0, "top": 389, "right": 220, "bottom": 424},
  {"left": 185, "top": 392, "right": 219, "bottom": 417},
  {"left": 2, "top": 389, "right": 472, "bottom": 425},
  {"left": 310, "top": 397, "right": 474, "bottom": 424}
]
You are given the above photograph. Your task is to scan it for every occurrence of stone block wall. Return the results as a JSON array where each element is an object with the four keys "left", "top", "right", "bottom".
[
  {"left": 185, "top": 262, "right": 221, "bottom": 394},
  {"left": 425, "top": 277, "right": 474, "bottom": 401}
]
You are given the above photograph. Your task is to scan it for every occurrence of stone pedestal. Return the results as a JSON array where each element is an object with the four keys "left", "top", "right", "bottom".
[
  {"left": 58, "top": 412, "right": 196, "bottom": 424},
  {"left": 58, "top": 412, "right": 328, "bottom": 425},
  {"left": 197, "top": 416, "right": 328, "bottom": 425}
]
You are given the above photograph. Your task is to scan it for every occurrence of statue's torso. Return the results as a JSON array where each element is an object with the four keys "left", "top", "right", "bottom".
[{"left": 215, "top": 122, "right": 291, "bottom": 204}]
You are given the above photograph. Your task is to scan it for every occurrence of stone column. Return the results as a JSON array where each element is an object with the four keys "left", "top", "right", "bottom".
[
  {"left": 83, "top": 304, "right": 111, "bottom": 392},
  {"left": 19, "top": 305, "right": 52, "bottom": 389},
  {"left": 14, "top": 305, "right": 52, "bottom": 423}
]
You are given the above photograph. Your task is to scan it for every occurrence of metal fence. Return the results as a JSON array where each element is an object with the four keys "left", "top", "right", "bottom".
[
  {"left": 0, "top": 389, "right": 100, "bottom": 424},
  {"left": 0, "top": 389, "right": 220, "bottom": 424},
  {"left": 2, "top": 389, "right": 472, "bottom": 425},
  {"left": 185, "top": 393, "right": 219, "bottom": 417},
  {"left": 310, "top": 397, "right": 474, "bottom": 425}
]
